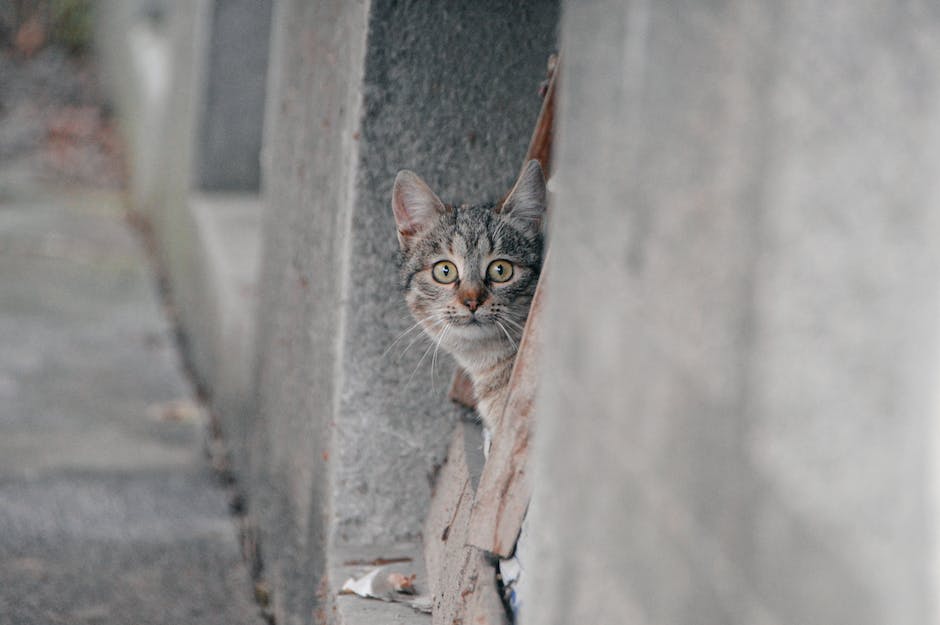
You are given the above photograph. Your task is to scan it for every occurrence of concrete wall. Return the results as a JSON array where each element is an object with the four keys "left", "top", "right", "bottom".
[
  {"left": 250, "top": 1, "right": 558, "bottom": 622},
  {"left": 98, "top": 0, "right": 268, "bottom": 475},
  {"left": 527, "top": 2, "right": 940, "bottom": 624},
  {"left": 196, "top": 0, "right": 272, "bottom": 191},
  {"left": 95, "top": 0, "right": 175, "bottom": 216},
  {"left": 248, "top": 2, "right": 369, "bottom": 622}
]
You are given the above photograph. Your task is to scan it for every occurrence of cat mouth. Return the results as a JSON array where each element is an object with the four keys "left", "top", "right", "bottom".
[{"left": 452, "top": 315, "right": 486, "bottom": 327}]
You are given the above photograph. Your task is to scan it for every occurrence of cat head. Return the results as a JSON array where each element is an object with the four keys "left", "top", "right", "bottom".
[{"left": 391, "top": 160, "right": 546, "bottom": 357}]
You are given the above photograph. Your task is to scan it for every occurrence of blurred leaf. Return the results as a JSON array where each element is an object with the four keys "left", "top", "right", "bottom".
[
  {"left": 50, "top": 0, "right": 93, "bottom": 55},
  {"left": 14, "top": 14, "right": 45, "bottom": 57}
]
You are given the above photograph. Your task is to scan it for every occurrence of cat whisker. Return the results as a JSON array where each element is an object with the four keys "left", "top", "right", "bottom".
[
  {"left": 381, "top": 318, "right": 430, "bottom": 359},
  {"left": 496, "top": 316, "right": 527, "bottom": 342},
  {"left": 384, "top": 314, "right": 445, "bottom": 362},
  {"left": 499, "top": 316, "right": 527, "bottom": 333},
  {"left": 505, "top": 313, "right": 533, "bottom": 333},
  {"left": 407, "top": 322, "right": 448, "bottom": 387},
  {"left": 431, "top": 323, "right": 451, "bottom": 391},
  {"left": 397, "top": 318, "right": 445, "bottom": 362},
  {"left": 495, "top": 320, "right": 518, "bottom": 352}
]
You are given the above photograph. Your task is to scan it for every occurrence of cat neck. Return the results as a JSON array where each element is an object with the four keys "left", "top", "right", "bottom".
[{"left": 452, "top": 339, "right": 518, "bottom": 430}]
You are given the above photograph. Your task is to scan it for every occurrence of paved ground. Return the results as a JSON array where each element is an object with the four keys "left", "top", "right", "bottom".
[{"left": 0, "top": 181, "right": 263, "bottom": 624}]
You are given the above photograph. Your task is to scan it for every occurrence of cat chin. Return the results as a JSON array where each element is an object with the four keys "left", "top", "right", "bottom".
[
  {"left": 448, "top": 321, "right": 499, "bottom": 341},
  {"left": 446, "top": 322, "right": 501, "bottom": 350}
]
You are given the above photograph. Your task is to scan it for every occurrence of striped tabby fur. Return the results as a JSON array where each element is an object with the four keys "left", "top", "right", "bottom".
[{"left": 391, "top": 160, "right": 546, "bottom": 430}]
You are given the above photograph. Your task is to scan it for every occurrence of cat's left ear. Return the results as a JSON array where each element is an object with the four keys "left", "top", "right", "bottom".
[{"left": 501, "top": 160, "right": 546, "bottom": 238}]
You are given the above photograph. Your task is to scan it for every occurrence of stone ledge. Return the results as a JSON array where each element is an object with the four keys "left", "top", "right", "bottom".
[{"left": 181, "top": 192, "right": 262, "bottom": 470}]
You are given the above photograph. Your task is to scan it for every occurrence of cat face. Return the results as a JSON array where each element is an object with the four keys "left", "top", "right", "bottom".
[{"left": 392, "top": 161, "right": 546, "bottom": 360}]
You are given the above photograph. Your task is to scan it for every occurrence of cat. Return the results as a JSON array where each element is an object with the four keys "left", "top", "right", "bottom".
[{"left": 391, "top": 160, "right": 546, "bottom": 432}]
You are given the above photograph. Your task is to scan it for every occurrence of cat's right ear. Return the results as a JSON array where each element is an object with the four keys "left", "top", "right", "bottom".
[
  {"left": 501, "top": 160, "right": 546, "bottom": 238},
  {"left": 392, "top": 170, "right": 447, "bottom": 248}
]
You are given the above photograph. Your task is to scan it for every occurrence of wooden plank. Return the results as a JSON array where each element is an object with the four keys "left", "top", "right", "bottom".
[
  {"left": 466, "top": 263, "right": 547, "bottom": 556},
  {"left": 423, "top": 422, "right": 506, "bottom": 625},
  {"left": 518, "top": 54, "right": 557, "bottom": 180}
]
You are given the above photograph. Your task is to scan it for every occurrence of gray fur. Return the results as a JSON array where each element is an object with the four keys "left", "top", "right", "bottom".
[{"left": 392, "top": 161, "right": 547, "bottom": 429}]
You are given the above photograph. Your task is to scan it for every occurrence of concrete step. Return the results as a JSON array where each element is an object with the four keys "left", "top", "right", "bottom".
[{"left": 0, "top": 188, "right": 264, "bottom": 625}]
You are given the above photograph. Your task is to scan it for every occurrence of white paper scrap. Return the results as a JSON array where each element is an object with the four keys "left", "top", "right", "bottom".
[
  {"left": 339, "top": 566, "right": 432, "bottom": 613},
  {"left": 341, "top": 567, "right": 382, "bottom": 597}
]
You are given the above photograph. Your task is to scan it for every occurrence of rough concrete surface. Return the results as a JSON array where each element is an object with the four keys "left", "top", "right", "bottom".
[
  {"left": 527, "top": 2, "right": 940, "bottom": 625},
  {"left": 0, "top": 187, "right": 262, "bottom": 625}
]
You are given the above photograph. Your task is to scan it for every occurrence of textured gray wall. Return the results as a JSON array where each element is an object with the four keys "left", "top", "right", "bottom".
[
  {"left": 196, "top": 0, "right": 272, "bottom": 191},
  {"left": 527, "top": 2, "right": 940, "bottom": 624},
  {"left": 251, "top": 0, "right": 557, "bottom": 622}
]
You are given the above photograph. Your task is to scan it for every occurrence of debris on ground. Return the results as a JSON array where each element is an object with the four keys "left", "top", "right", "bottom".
[{"left": 340, "top": 566, "right": 432, "bottom": 613}]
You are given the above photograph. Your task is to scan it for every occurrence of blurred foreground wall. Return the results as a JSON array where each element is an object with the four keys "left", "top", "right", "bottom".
[
  {"left": 527, "top": 2, "right": 940, "bottom": 624},
  {"left": 99, "top": 0, "right": 940, "bottom": 623}
]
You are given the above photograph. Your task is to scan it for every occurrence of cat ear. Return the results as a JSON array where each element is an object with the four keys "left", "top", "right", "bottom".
[
  {"left": 392, "top": 170, "right": 447, "bottom": 247},
  {"left": 500, "top": 160, "right": 546, "bottom": 237}
]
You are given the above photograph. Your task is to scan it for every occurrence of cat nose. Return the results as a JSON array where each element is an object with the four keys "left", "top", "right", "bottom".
[{"left": 460, "top": 290, "right": 484, "bottom": 312}]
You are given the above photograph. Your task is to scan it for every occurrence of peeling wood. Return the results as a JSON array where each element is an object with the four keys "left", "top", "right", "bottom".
[{"left": 424, "top": 422, "right": 506, "bottom": 625}]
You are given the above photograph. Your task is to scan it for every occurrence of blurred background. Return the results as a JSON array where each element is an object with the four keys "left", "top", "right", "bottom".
[{"left": 0, "top": 0, "right": 124, "bottom": 191}]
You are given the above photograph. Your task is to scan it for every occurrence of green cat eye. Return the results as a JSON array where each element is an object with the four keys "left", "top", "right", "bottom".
[
  {"left": 487, "top": 259, "right": 514, "bottom": 283},
  {"left": 432, "top": 260, "right": 458, "bottom": 284}
]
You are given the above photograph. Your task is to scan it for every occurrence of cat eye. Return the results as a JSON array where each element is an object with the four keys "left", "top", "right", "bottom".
[
  {"left": 432, "top": 260, "right": 459, "bottom": 284},
  {"left": 487, "top": 260, "right": 514, "bottom": 283}
]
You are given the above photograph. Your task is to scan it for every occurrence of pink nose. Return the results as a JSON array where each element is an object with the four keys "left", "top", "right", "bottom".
[{"left": 460, "top": 290, "right": 484, "bottom": 312}]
